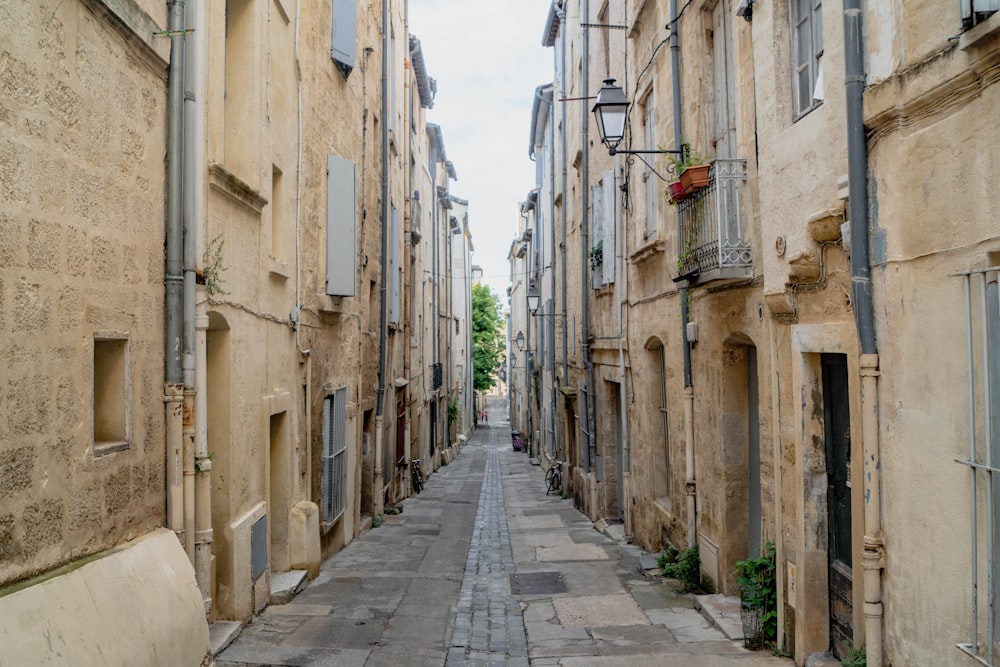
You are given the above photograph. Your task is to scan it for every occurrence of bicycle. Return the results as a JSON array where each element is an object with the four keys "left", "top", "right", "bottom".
[
  {"left": 411, "top": 458, "right": 425, "bottom": 494},
  {"left": 544, "top": 460, "right": 562, "bottom": 495}
]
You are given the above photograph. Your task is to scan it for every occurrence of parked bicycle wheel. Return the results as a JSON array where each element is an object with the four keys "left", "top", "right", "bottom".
[
  {"left": 411, "top": 459, "right": 424, "bottom": 494},
  {"left": 545, "top": 463, "right": 561, "bottom": 495}
]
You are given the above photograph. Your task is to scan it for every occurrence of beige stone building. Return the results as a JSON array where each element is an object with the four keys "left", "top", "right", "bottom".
[
  {"left": 0, "top": 1, "right": 207, "bottom": 664},
  {"left": 516, "top": 0, "right": 1000, "bottom": 665},
  {"left": 0, "top": 0, "right": 472, "bottom": 662}
]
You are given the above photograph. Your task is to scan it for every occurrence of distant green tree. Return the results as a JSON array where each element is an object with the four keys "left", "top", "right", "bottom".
[{"left": 471, "top": 283, "right": 504, "bottom": 392}]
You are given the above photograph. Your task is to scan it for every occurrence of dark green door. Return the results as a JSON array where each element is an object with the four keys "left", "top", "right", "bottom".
[{"left": 822, "top": 353, "right": 853, "bottom": 658}]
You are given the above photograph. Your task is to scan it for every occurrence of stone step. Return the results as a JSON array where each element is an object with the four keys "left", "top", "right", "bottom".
[
  {"left": 209, "top": 620, "right": 242, "bottom": 657},
  {"left": 269, "top": 569, "right": 308, "bottom": 606}
]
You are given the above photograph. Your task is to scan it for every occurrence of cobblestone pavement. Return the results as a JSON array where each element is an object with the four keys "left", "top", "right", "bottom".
[
  {"left": 445, "top": 424, "right": 528, "bottom": 667},
  {"left": 216, "top": 395, "right": 791, "bottom": 667}
]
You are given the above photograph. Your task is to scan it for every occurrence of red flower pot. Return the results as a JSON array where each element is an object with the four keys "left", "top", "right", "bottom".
[{"left": 667, "top": 180, "right": 687, "bottom": 204}]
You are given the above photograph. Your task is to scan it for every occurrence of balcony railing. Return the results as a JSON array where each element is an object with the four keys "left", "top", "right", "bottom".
[{"left": 676, "top": 158, "right": 751, "bottom": 284}]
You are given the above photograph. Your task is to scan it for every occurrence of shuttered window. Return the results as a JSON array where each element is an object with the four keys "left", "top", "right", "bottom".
[
  {"left": 962, "top": 0, "right": 1000, "bottom": 29},
  {"left": 591, "top": 184, "right": 604, "bottom": 290},
  {"left": 330, "top": 0, "right": 357, "bottom": 76},
  {"left": 389, "top": 205, "right": 401, "bottom": 324},
  {"left": 326, "top": 155, "right": 356, "bottom": 296},
  {"left": 791, "top": 0, "right": 823, "bottom": 117},
  {"left": 602, "top": 170, "right": 616, "bottom": 286},
  {"left": 321, "top": 388, "right": 348, "bottom": 523}
]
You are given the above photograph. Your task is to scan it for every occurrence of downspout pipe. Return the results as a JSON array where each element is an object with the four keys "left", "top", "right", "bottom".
[
  {"left": 374, "top": 0, "right": 390, "bottom": 519},
  {"left": 669, "top": 0, "right": 697, "bottom": 549},
  {"left": 615, "top": 167, "right": 631, "bottom": 536},
  {"left": 165, "top": 0, "right": 186, "bottom": 544},
  {"left": 582, "top": 0, "right": 597, "bottom": 485},
  {"left": 548, "top": 94, "right": 560, "bottom": 464},
  {"left": 558, "top": 3, "right": 569, "bottom": 394},
  {"left": 844, "top": 3, "right": 884, "bottom": 664},
  {"left": 184, "top": 0, "right": 211, "bottom": 610}
]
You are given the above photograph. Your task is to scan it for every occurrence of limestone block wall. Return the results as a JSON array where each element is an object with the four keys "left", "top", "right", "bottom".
[{"left": 0, "top": 0, "right": 169, "bottom": 586}]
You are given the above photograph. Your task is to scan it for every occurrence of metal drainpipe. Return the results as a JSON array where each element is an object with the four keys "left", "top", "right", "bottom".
[
  {"left": 669, "top": 0, "right": 697, "bottom": 549},
  {"left": 293, "top": 0, "right": 312, "bottom": 490},
  {"left": 548, "top": 93, "right": 560, "bottom": 464},
  {"left": 432, "top": 188, "right": 440, "bottom": 452},
  {"left": 558, "top": 2, "right": 569, "bottom": 401},
  {"left": 844, "top": 2, "right": 884, "bottom": 663},
  {"left": 374, "top": 0, "right": 390, "bottom": 520},
  {"left": 165, "top": 0, "right": 186, "bottom": 545},
  {"left": 581, "top": 0, "right": 597, "bottom": 489},
  {"left": 184, "top": 0, "right": 212, "bottom": 609},
  {"left": 615, "top": 167, "right": 631, "bottom": 536},
  {"left": 447, "top": 215, "right": 453, "bottom": 453}
]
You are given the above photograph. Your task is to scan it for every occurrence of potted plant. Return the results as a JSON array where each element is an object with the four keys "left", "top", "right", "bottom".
[
  {"left": 734, "top": 542, "right": 777, "bottom": 650},
  {"left": 667, "top": 143, "right": 711, "bottom": 201}
]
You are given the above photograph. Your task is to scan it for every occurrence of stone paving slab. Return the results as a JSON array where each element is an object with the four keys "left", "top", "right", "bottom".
[
  {"left": 646, "top": 606, "right": 728, "bottom": 642},
  {"left": 552, "top": 593, "right": 650, "bottom": 627},
  {"left": 695, "top": 592, "right": 746, "bottom": 639},
  {"left": 537, "top": 543, "right": 611, "bottom": 561}
]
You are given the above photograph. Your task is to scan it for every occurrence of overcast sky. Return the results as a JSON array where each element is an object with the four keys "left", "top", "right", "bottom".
[{"left": 408, "top": 1, "right": 555, "bottom": 301}]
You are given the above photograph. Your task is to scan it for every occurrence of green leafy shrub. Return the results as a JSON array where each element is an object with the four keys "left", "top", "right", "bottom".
[
  {"left": 841, "top": 646, "right": 866, "bottom": 667},
  {"left": 660, "top": 545, "right": 701, "bottom": 591},
  {"left": 735, "top": 542, "right": 778, "bottom": 645}
]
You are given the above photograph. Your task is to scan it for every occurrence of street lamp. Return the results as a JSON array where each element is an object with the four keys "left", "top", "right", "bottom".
[
  {"left": 592, "top": 79, "right": 687, "bottom": 158},
  {"left": 527, "top": 286, "right": 540, "bottom": 316},
  {"left": 515, "top": 331, "right": 525, "bottom": 351}
]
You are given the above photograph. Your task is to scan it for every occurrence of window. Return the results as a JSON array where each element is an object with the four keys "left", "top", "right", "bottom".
[
  {"left": 322, "top": 388, "right": 348, "bottom": 523},
  {"left": 330, "top": 0, "right": 357, "bottom": 76},
  {"left": 650, "top": 341, "right": 670, "bottom": 504},
  {"left": 271, "top": 165, "right": 285, "bottom": 261},
  {"left": 956, "top": 268, "right": 1000, "bottom": 665},
  {"left": 93, "top": 336, "right": 129, "bottom": 454},
  {"left": 791, "top": 0, "right": 823, "bottom": 117},
  {"left": 641, "top": 96, "right": 658, "bottom": 240},
  {"left": 598, "top": 2, "right": 610, "bottom": 79},
  {"left": 389, "top": 205, "right": 401, "bottom": 323},
  {"left": 962, "top": 0, "right": 1000, "bottom": 31}
]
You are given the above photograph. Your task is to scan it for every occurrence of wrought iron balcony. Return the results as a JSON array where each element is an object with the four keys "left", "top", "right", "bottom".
[{"left": 675, "top": 159, "right": 752, "bottom": 285}]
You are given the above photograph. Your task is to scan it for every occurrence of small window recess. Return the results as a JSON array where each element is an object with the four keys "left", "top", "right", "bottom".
[{"left": 93, "top": 335, "right": 130, "bottom": 455}]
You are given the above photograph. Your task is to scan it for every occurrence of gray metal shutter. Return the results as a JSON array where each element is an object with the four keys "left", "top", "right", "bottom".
[
  {"left": 330, "top": 0, "right": 357, "bottom": 72},
  {"left": 326, "top": 155, "right": 356, "bottom": 296},
  {"left": 389, "top": 206, "right": 401, "bottom": 324},
  {"left": 602, "top": 170, "right": 616, "bottom": 285}
]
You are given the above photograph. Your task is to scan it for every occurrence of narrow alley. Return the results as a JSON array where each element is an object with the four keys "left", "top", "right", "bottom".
[{"left": 215, "top": 396, "right": 790, "bottom": 667}]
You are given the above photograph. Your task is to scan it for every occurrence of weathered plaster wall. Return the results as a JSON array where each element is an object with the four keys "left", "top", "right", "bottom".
[
  {"left": 865, "top": 19, "right": 1000, "bottom": 662},
  {"left": 0, "top": 0, "right": 168, "bottom": 586}
]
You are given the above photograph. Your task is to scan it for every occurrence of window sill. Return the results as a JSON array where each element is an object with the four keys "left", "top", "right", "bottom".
[
  {"left": 94, "top": 440, "right": 129, "bottom": 456},
  {"left": 630, "top": 238, "right": 665, "bottom": 265},
  {"left": 269, "top": 256, "right": 290, "bottom": 279},
  {"left": 960, "top": 11, "right": 1000, "bottom": 51}
]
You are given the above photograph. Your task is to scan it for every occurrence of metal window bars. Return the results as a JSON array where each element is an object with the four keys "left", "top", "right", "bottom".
[
  {"left": 676, "top": 159, "right": 751, "bottom": 279},
  {"left": 955, "top": 267, "right": 1000, "bottom": 665}
]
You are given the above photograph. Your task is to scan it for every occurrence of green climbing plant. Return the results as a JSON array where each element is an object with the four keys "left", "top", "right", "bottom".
[{"left": 202, "top": 234, "right": 230, "bottom": 296}]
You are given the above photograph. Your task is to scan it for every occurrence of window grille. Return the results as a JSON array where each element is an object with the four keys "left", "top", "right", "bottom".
[
  {"left": 322, "top": 388, "right": 349, "bottom": 523},
  {"left": 955, "top": 267, "right": 1000, "bottom": 665}
]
